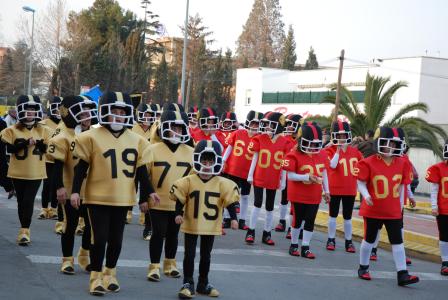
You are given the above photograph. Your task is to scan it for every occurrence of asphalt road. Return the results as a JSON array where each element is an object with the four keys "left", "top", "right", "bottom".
[{"left": 0, "top": 190, "right": 446, "bottom": 300}]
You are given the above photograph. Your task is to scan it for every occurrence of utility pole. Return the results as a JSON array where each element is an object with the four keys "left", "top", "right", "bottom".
[
  {"left": 23, "top": 6, "right": 35, "bottom": 95},
  {"left": 333, "top": 49, "right": 345, "bottom": 123},
  {"left": 180, "top": 0, "right": 189, "bottom": 106}
]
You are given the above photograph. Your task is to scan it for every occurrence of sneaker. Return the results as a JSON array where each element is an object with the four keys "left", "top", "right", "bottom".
[
  {"left": 222, "top": 218, "right": 231, "bottom": 229},
  {"left": 285, "top": 227, "right": 291, "bottom": 239},
  {"left": 301, "top": 246, "right": 315, "bottom": 259},
  {"left": 397, "top": 270, "right": 419, "bottom": 286},
  {"left": 196, "top": 283, "right": 219, "bottom": 297},
  {"left": 238, "top": 219, "right": 249, "bottom": 230},
  {"left": 275, "top": 220, "right": 286, "bottom": 232},
  {"left": 289, "top": 244, "right": 300, "bottom": 256},
  {"left": 262, "top": 230, "right": 275, "bottom": 246},
  {"left": 441, "top": 261, "right": 448, "bottom": 276},
  {"left": 245, "top": 229, "right": 255, "bottom": 244},
  {"left": 48, "top": 207, "right": 58, "bottom": 220},
  {"left": 103, "top": 267, "right": 120, "bottom": 292},
  {"left": 143, "top": 228, "right": 152, "bottom": 241},
  {"left": 370, "top": 248, "right": 378, "bottom": 261},
  {"left": 406, "top": 257, "right": 412, "bottom": 266},
  {"left": 358, "top": 265, "right": 371, "bottom": 280},
  {"left": 178, "top": 282, "right": 195, "bottom": 299},
  {"left": 147, "top": 263, "right": 161, "bottom": 282},
  {"left": 38, "top": 208, "right": 48, "bottom": 219},
  {"left": 61, "top": 257, "right": 75, "bottom": 275},
  {"left": 326, "top": 238, "right": 336, "bottom": 251},
  {"left": 17, "top": 228, "right": 30, "bottom": 246},
  {"left": 345, "top": 240, "right": 356, "bottom": 253},
  {"left": 89, "top": 271, "right": 106, "bottom": 296}
]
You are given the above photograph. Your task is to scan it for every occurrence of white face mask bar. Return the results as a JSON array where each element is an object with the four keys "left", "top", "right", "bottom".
[
  {"left": 377, "top": 138, "right": 405, "bottom": 157},
  {"left": 220, "top": 120, "right": 236, "bottom": 131},
  {"left": 260, "top": 119, "right": 278, "bottom": 136},
  {"left": 245, "top": 120, "right": 260, "bottom": 133},
  {"left": 50, "top": 103, "right": 61, "bottom": 119},
  {"left": 200, "top": 116, "right": 219, "bottom": 131},
  {"left": 444, "top": 144, "right": 448, "bottom": 159},
  {"left": 17, "top": 103, "right": 43, "bottom": 122},
  {"left": 161, "top": 120, "right": 191, "bottom": 144},
  {"left": 69, "top": 101, "right": 98, "bottom": 123},
  {"left": 284, "top": 120, "right": 298, "bottom": 135},
  {"left": 99, "top": 103, "right": 134, "bottom": 127},
  {"left": 300, "top": 137, "right": 323, "bottom": 153},
  {"left": 331, "top": 131, "right": 352, "bottom": 145},
  {"left": 137, "top": 111, "right": 156, "bottom": 125},
  {"left": 193, "top": 148, "right": 223, "bottom": 175}
]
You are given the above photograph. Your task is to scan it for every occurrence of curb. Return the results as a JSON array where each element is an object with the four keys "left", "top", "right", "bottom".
[{"left": 314, "top": 210, "right": 441, "bottom": 263}]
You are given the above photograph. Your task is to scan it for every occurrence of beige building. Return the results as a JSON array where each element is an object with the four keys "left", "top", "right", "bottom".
[{"left": 149, "top": 37, "right": 184, "bottom": 66}]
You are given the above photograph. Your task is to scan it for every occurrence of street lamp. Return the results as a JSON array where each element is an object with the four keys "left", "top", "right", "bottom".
[
  {"left": 180, "top": 0, "right": 189, "bottom": 107},
  {"left": 22, "top": 6, "right": 35, "bottom": 95}
]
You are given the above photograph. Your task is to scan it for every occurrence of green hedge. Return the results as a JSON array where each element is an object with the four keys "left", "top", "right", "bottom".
[{"left": 262, "top": 90, "right": 365, "bottom": 104}]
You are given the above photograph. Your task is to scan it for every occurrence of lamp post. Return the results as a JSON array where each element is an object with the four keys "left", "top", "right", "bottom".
[{"left": 22, "top": 6, "right": 35, "bottom": 95}]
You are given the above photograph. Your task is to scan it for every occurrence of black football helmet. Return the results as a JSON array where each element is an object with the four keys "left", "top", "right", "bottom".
[
  {"left": 244, "top": 110, "right": 263, "bottom": 134},
  {"left": 98, "top": 92, "right": 134, "bottom": 128},
  {"left": 160, "top": 110, "right": 190, "bottom": 144},
  {"left": 198, "top": 107, "right": 219, "bottom": 131},
  {"left": 374, "top": 127, "right": 406, "bottom": 157},
  {"left": 298, "top": 122, "right": 323, "bottom": 153},
  {"left": 60, "top": 95, "right": 97, "bottom": 129},
  {"left": 162, "top": 102, "right": 184, "bottom": 113},
  {"left": 188, "top": 106, "right": 199, "bottom": 127},
  {"left": 49, "top": 96, "right": 62, "bottom": 119},
  {"left": 16, "top": 95, "right": 43, "bottom": 123},
  {"left": 193, "top": 140, "right": 223, "bottom": 175},
  {"left": 136, "top": 103, "right": 159, "bottom": 125},
  {"left": 260, "top": 112, "right": 285, "bottom": 136},
  {"left": 284, "top": 114, "right": 302, "bottom": 135},
  {"left": 220, "top": 112, "right": 238, "bottom": 131},
  {"left": 331, "top": 120, "right": 352, "bottom": 145}
]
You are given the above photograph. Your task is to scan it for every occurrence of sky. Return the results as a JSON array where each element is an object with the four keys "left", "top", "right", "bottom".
[{"left": 0, "top": 0, "right": 447, "bottom": 65}]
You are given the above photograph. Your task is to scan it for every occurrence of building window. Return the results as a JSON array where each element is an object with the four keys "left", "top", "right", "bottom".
[{"left": 245, "top": 89, "right": 252, "bottom": 105}]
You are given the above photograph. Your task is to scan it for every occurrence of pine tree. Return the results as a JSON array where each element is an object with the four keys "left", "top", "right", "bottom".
[
  {"left": 222, "top": 49, "right": 233, "bottom": 103},
  {"left": 304, "top": 46, "right": 319, "bottom": 70},
  {"left": 281, "top": 25, "right": 297, "bottom": 70},
  {"left": 153, "top": 53, "right": 169, "bottom": 103},
  {"left": 167, "top": 67, "right": 178, "bottom": 102},
  {"left": 236, "top": 0, "right": 285, "bottom": 68}
]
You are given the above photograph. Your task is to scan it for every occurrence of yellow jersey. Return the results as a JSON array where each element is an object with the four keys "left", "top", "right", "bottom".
[
  {"left": 47, "top": 126, "right": 85, "bottom": 196},
  {"left": 169, "top": 174, "right": 240, "bottom": 235},
  {"left": 74, "top": 126, "right": 150, "bottom": 206},
  {"left": 148, "top": 121, "right": 162, "bottom": 145},
  {"left": 40, "top": 118, "right": 59, "bottom": 131},
  {"left": 132, "top": 123, "right": 152, "bottom": 141},
  {"left": 146, "top": 142, "right": 194, "bottom": 211},
  {"left": 1, "top": 124, "right": 52, "bottom": 179}
]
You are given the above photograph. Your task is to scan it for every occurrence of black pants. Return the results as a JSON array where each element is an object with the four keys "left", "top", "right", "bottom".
[
  {"left": 291, "top": 202, "right": 319, "bottom": 231},
  {"left": 149, "top": 209, "right": 180, "bottom": 263},
  {"left": 329, "top": 195, "right": 355, "bottom": 220},
  {"left": 363, "top": 217, "right": 402, "bottom": 244},
  {"left": 61, "top": 201, "right": 91, "bottom": 257},
  {"left": 57, "top": 204, "right": 64, "bottom": 222},
  {"left": 145, "top": 212, "right": 152, "bottom": 230},
  {"left": 41, "top": 163, "right": 57, "bottom": 209},
  {"left": 253, "top": 186, "right": 276, "bottom": 211},
  {"left": 183, "top": 233, "right": 215, "bottom": 285},
  {"left": 222, "top": 173, "right": 251, "bottom": 196},
  {"left": 12, "top": 179, "right": 42, "bottom": 228},
  {"left": 86, "top": 205, "right": 128, "bottom": 272},
  {"left": 437, "top": 214, "right": 448, "bottom": 242},
  {"left": 281, "top": 183, "right": 288, "bottom": 206}
]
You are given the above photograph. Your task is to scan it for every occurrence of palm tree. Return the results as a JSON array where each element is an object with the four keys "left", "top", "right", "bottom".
[{"left": 322, "top": 73, "right": 447, "bottom": 157}]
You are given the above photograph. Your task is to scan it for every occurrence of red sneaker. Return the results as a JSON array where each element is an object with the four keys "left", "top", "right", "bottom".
[
  {"left": 326, "top": 239, "right": 335, "bottom": 251},
  {"left": 245, "top": 229, "right": 255, "bottom": 244},
  {"left": 289, "top": 244, "right": 300, "bottom": 256},
  {"left": 262, "top": 231, "right": 275, "bottom": 246},
  {"left": 285, "top": 227, "right": 291, "bottom": 239},
  {"left": 301, "top": 247, "right": 315, "bottom": 259},
  {"left": 358, "top": 268, "right": 371, "bottom": 280}
]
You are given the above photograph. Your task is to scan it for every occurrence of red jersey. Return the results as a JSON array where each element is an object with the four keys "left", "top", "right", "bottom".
[
  {"left": 400, "top": 154, "right": 414, "bottom": 205},
  {"left": 249, "top": 134, "right": 291, "bottom": 190},
  {"left": 325, "top": 145, "right": 363, "bottom": 196},
  {"left": 215, "top": 130, "right": 234, "bottom": 152},
  {"left": 357, "top": 155, "right": 411, "bottom": 219},
  {"left": 191, "top": 129, "right": 212, "bottom": 142},
  {"left": 283, "top": 150, "right": 329, "bottom": 204},
  {"left": 223, "top": 129, "right": 256, "bottom": 179},
  {"left": 283, "top": 135, "right": 297, "bottom": 152},
  {"left": 426, "top": 161, "right": 448, "bottom": 215},
  {"left": 189, "top": 127, "right": 202, "bottom": 142}
]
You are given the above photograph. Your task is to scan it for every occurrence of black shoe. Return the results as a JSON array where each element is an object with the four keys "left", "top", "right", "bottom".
[
  {"left": 326, "top": 238, "right": 336, "bottom": 251},
  {"left": 275, "top": 220, "right": 286, "bottom": 232},
  {"left": 196, "top": 282, "right": 219, "bottom": 297},
  {"left": 143, "top": 228, "right": 152, "bottom": 241},
  {"left": 397, "top": 270, "right": 419, "bottom": 286},
  {"left": 238, "top": 219, "right": 249, "bottom": 230},
  {"left": 358, "top": 265, "right": 371, "bottom": 280},
  {"left": 222, "top": 218, "right": 231, "bottom": 229},
  {"left": 289, "top": 244, "right": 300, "bottom": 256},
  {"left": 345, "top": 240, "right": 356, "bottom": 253},
  {"left": 179, "top": 282, "right": 195, "bottom": 299},
  {"left": 262, "top": 230, "right": 275, "bottom": 246},
  {"left": 441, "top": 261, "right": 448, "bottom": 276},
  {"left": 245, "top": 229, "right": 255, "bottom": 244},
  {"left": 301, "top": 246, "right": 315, "bottom": 259}
]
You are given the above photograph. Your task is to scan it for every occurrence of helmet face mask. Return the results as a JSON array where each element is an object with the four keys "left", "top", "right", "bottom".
[
  {"left": 284, "top": 120, "right": 299, "bottom": 135},
  {"left": 199, "top": 116, "right": 219, "bottom": 131},
  {"left": 70, "top": 100, "right": 97, "bottom": 124},
  {"left": 188, "top": 112, "right": 198, "bottom": 127},
  {"left": 331, "top": 131, "right": 352, "bottom": 145},
  {"left": 260, "top": 119, "right": 278, "bottom": 136},
  {"left": 99, "top": 103, "right": 134, "bottom": 128},
  {"left": 220, "top": 120, "right": 237, "bottom": 131},
  {"left": 137, "top": 111, "right": 156, "bottom": 125},
  {"left": 444, "top": 143, "right": 448, "bottom": 160},
  {"left": 377, "top": 137, "right": 405, "bottom": 157},
  {"left": 161, "top": 120, "right": 190, "bottom": 144},
  {"left": 300, "top": 137, "right": 323, "bottom": 153},
  {"left": 17, "top": 102, "right": 43, "bottom": 123},
  {"left": 50, "top": 102, "right": 61, "bottom": 119},
  {"left": 193, "top": 143, "right": 223, "bottom": 175}
]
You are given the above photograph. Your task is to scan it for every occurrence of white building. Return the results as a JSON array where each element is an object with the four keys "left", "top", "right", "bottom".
[{"left": 234, "top": 56, "right": 448, "bottom": 194}]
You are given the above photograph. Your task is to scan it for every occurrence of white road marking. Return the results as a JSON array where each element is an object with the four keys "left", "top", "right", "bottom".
[{"left": 26, "top": 255, "right": 446, "bottom": 280}]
